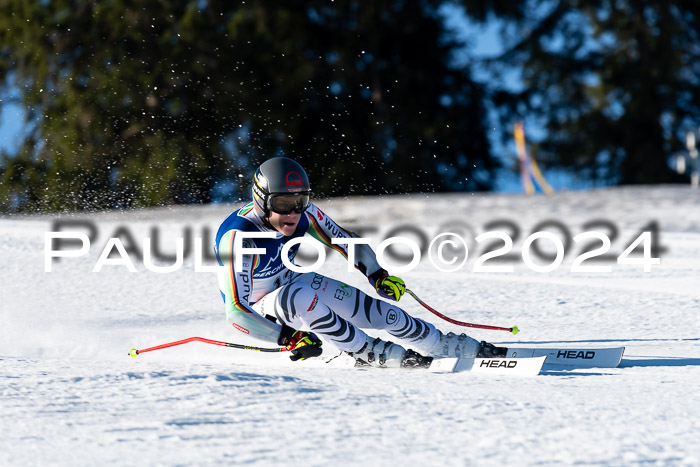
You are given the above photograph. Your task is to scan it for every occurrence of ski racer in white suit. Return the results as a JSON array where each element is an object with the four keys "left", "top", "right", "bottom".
[{"left": 215, "top": 157, "right": 505, "bottom": 367}]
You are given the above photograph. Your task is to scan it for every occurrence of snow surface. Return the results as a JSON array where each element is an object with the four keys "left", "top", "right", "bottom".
[{"left": 1, "top": 185, "right": 699, "bottom": 466}]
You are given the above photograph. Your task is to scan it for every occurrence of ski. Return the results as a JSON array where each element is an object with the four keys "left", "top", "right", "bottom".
[
  {"left": 454, "top": 356, "right": 546, "bottom": 376},
  {"left": 504, "top": 346, "right": 625, "bottom": 368},
  {"left": 321, "top": 354, "right": 460, "bottom": 372},
  {"left": 321, "top": 354, "right": 544, "bottom": 375}
]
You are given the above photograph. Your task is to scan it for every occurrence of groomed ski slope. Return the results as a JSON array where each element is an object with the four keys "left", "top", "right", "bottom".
[{"left": 1, "top": 185, "right": 699, "bottom": 466}]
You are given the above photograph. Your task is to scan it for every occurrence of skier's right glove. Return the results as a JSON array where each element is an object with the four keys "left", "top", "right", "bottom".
[
  {"left": 278, "top": 323, "right": 323, "bottom": 361},
  {"left": 369, "top": 269, "right": 406, "bottom": 301}
]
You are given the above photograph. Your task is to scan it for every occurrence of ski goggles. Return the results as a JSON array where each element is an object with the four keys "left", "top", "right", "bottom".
[{"left": 268, "top": 193, "right": 310, "bottom": 214}]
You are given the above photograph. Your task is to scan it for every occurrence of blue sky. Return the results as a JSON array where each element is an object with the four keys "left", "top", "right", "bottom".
[{"left": 0, "top": 96, "right": 24, "bottom": 155}]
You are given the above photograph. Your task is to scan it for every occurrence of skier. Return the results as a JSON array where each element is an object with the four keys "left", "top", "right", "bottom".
[{"left": 214, "top": 157, "right": 506, "bottom": 368}]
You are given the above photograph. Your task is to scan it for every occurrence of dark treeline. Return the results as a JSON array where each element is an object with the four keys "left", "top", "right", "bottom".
[{"left": 0, "top": 1, "right": 697, "bottom": 212}]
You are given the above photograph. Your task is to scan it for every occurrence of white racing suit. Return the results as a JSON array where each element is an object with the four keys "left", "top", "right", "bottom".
[{"left": 214, "top": 201, "right": 443, "bottom": 354}]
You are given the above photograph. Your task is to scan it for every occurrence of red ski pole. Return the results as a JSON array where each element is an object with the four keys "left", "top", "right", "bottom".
[
  {"left": 129, "top": 336, "right": 288, "bottom": 357},
  {"left": 406, "top": 289, "right": 519, "bottom": 335}
]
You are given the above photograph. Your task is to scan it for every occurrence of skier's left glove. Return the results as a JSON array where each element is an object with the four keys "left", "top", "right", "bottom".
[
  {"left": 369, "top": 269, "right": 406, "bottom": 301},
  {"left": 278, "top": 323, "right": 323, "bottom": 361}
]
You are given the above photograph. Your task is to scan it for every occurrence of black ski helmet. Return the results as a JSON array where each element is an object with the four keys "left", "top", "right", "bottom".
[{"left": 252, "top": 157, "right": 310, "bottom": 217}]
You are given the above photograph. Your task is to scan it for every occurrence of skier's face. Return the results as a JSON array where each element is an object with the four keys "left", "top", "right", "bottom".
[{"left": 268, "top": 211, "right": 301, "bottom": 236}]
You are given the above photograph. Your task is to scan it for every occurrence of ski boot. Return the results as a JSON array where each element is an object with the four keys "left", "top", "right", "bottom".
[
  {"left": 428, "top": 331, "right": 481, "bottom": 358},
  {"left": 348, "top": 336, "right": 433, "bottom": 369}
]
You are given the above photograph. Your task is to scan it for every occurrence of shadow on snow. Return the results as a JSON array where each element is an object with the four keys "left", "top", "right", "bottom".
[
  {"left": 539, "top": 356, "right": 700, "bottom": 377},
  {"left": 619, "top": 357, "right": 700, "bottom": 368}
]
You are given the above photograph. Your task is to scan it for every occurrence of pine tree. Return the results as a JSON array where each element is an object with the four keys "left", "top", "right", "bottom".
[
  {"left": 484, "top": 0, "right": 700, "bottom": 184},
  {"left": 0, "top": 0, "right": 494, "bottom": 212}
]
